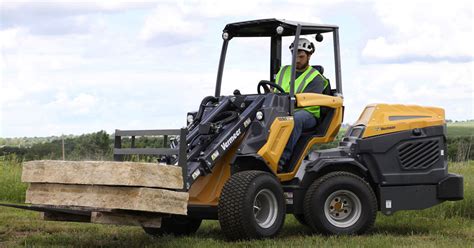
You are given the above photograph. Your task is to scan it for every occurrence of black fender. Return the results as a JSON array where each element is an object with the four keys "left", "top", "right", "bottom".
[
  {"left": 230, "top": 154, "right": 275, "bottom": 175},
  {"left": 308, "top": 157, "right": 369, "bottom": 173},
  {"left": 292, "top": 157, "right": 373, "bottom": 215},
  {"left": 301, "top": 157, "right": 371, "bottom": 188}
]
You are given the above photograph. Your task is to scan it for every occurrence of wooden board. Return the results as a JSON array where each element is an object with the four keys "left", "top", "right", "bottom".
[
  {"left": 91, "top": 212, "right": 162, "bottom": 228},
  {"left": 26, "top": 183, "right": 188, "bottom": 215},
  {"left": 41, "top": 211, "right": 162, "bottom": 228},
  {"left": 22, "top": 160, "right": 183, "bottom": 190},
  {"left": 41, "top": 211, "right": 91, "bottom": 223}
]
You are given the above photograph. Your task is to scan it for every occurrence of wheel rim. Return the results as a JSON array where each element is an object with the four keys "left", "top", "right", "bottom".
[
  {"left": 324, "top": 190, "right": 362, "bottom": 228},
  {"left": 253, "top": 189, "right": 278, "bottom": 229}
]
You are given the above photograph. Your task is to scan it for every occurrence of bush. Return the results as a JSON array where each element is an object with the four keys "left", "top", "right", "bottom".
[{"left": 447, "top": 136, "right": 473, "bottom": 162}]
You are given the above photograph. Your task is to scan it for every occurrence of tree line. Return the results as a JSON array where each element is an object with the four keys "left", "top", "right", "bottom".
[{"left": 0, "top": 130, "right": 472, "bottom": 162}]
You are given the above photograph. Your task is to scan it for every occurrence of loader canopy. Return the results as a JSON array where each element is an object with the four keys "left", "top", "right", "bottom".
[
  {"left": 215, "top": 18, "right": 342, "bottom": 100},
  {"left": 224, "top": 18, "right": 337, "bottom": 37}
]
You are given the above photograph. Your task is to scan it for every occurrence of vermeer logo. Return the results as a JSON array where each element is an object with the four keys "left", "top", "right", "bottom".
[
  {"left": 220, "top": 128, "right": 241, "bottom": 151},
  {"left": 375, "top": 126, "right": 396, "bottom": 131}
]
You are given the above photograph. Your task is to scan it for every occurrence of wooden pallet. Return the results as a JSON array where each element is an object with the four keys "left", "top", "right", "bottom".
[{"left": 39, "top": 205, "right": 163, "bottom": 228}]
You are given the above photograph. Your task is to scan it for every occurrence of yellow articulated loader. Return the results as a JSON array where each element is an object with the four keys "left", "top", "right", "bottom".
[
  {"left": 3, "top": 19, "right": 464, "bottom": 241},
  {"left": 119, "top": 19, "right": 463, "bottom": 240}
]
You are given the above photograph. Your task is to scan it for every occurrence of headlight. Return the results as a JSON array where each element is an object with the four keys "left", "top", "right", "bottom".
[
  {"left": 256, "top": 111, "right": 264, "bottom": 121},
  {"left": 187, "top": 114, "right": 194, "bottom": 124},
  {"left": 222, "top": 32, "right": 229, "bottom": 40},
  {"left": 276, "top": 26, "right": 284, "bottom": 35}
]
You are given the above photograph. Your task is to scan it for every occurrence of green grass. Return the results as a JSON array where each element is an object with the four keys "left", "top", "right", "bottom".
[
  {"left": 0, "top": 160, "right": 473, "bottom": 247},
  {"left": 0, "top": 158, "right": 27, "bottom": 203},
  {"left": 447, "top": 121, "right": 474, "bottom": 137}
]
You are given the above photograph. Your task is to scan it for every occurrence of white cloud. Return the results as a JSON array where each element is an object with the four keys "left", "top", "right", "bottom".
[
  {"left": 138, "top": 0, "right": 325, "bottom": 45},
  {"left": 139, "top": 4, "right": 205, "bottom": 44},
  {"left": 1, "top": 1, "right": 472, "bottom": 137},
  {"left": 362, "top": 0, "right": 473, "bottom": 62},
  {"left": 343, "top": 61, "right": 473, "bottom": 122},
  {"left": 0, "top": 1, "right": 151, "bottom": 35},
  {"left": 0, "top": 27, "right": 25, "bottom": 50},
  {"left": 178, "top": 0, "right": 270, "bottom": 18},
  {"left": 50, "top": 93, "right": 98, "bottom": 114}
]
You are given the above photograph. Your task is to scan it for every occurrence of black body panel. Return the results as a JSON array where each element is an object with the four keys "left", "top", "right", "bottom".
[
  {"left": 438, "top": 173, "right": 464, "bottom": 200},
  {"left": 237, "top": 94, "right": 291, "bottom": 155},
  {"left": 356, "top": 125, "right": 448, "bottom": 185},
  {"left": 379, "top": 174, "right": 463, "bottom": 215},
  {"left": 379, "top": 185, "right": 441, "bottom": 215},
  {"left": 231, "top": 94, "right": 291, "bottom": 173},
  {"left": 287, "top": 125, "right": 463, "bottom": 216}
]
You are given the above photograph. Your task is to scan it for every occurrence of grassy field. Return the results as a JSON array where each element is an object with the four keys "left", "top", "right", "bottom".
[
  {"left": 0, "top": 159, "right": 473, "bottom": 247},
  {"left": 447, "top": 121, "right": 474, "bottom": 137}
]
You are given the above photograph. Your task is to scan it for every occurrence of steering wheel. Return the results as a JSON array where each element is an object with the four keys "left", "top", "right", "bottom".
[{"left": 257, "top": 80, "right": 286, "bottom": 95}]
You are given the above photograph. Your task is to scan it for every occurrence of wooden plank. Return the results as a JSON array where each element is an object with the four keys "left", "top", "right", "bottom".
[
  {"left": 41, "top": 211, "right": 91, "bottom": 223},
  {"left": 26, "top": 184, "right": 188, "bottom": 215},
  {"left": 41, "top": 211, "right": 162, "bottom": 228},
  {"left": 22, "top": 160, "right": 183, "bottom": 189},
  {"left": 33, "top": 204, "right": 113, "bottom": 213},
  {"left": 91, "top": 212, "right": 162, "bottom": 228}
]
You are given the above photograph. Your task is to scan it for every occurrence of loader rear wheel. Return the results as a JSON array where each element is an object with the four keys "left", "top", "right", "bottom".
[
  {"left": 303, "top": 171, "right": 377, "bottom": 235},
  {"left": 218, "top": 170, "right": 285, "bottom": 240},
  {"left": 143, "top": 215, "right": 202, "bottom": 237}
]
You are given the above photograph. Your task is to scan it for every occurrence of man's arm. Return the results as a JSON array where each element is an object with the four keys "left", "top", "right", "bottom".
[{"left": 302, "top": 74, "right": 326, "bottom": 94}]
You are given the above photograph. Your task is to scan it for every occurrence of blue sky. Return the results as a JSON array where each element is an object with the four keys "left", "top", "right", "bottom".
[{"left": 1, "top": 0, "right": 473, "bottom": 137}]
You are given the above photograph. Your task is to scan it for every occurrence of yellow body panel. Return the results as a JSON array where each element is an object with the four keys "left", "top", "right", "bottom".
[
  {"left": 355, "top": 104, "right": 445, "bottom": 138},
  {"left": 257, "top": 117, "right": 295, "bottom": 173},
  {"left": 277, "top": 105, "right": 343, "bottom": 181},
  {"left": 296, "top": 93, "right": 343, "bottom": 108},
  {"left": 262, "top": 93, "right": 344, "bottom": 182},
  {"left": 187, "top": 138, "right": 242, "bottom": 206}
]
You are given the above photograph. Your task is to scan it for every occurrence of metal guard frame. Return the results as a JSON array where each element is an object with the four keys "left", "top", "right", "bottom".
[{"left": 113, "top": 128, "right": 188, "bottom": 191}]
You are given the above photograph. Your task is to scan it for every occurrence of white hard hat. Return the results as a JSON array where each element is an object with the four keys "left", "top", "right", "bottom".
[{"left": 289, "top": 38, "right": 314, "bottom": 53}]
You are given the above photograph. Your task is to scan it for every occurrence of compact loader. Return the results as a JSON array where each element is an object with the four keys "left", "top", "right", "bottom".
[
  {"left": 112, "top": 19, "right": 464, "bottom": 240},
  {"left": 3, "top": 19, "right": 464, "bottom": 241}
]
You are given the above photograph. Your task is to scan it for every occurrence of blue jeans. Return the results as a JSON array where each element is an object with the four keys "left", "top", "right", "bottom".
[{"left": 280, "top": 110, "right": 317, "bottom": 164}]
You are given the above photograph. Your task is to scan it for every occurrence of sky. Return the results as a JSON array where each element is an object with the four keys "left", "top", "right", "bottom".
[{"left": 0, "top": 0, "right": 473, "bottom": 137}]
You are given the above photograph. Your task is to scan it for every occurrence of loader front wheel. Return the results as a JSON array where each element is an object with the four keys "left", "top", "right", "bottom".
[
  {"left": 218, "top": 170, "right": 285, "bottom": 240},
  {"left": 303, "top": 171, "right": 377, "bottom": 235},
  {"left": 143, "top": 215, "right": 202, "bottom": 237}
]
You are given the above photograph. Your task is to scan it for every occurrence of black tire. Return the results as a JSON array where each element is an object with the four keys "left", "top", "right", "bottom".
[
  {"left": 293, "top": 213, "right": 308, "bottom": 226},
  {"left": 303, "top": 171, "right": 377, "bottom": 235},
  {"left": 143, "top": 215, "right": 202, "bottom": 237},
  {"left": 218, "top": 170, "right": 286, "bottom": 240}
]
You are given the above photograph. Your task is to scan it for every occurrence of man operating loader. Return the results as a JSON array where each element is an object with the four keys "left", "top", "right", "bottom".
[{"left": 276, "top": 37, "right": 329, "bottom": 171}]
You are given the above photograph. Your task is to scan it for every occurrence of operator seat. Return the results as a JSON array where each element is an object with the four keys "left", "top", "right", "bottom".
[{"left": 284, "top": 65, "right": 335, "bottom": 173}]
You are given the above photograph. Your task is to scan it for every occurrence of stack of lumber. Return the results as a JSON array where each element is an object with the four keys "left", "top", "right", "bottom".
[{"left": 21, "top": 160, "right": 188, "bottom": 227}]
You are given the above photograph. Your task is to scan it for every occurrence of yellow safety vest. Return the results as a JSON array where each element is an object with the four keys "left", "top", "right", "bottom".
[{"left": 275, "top": 65, "right": 328, "bottom": 118}]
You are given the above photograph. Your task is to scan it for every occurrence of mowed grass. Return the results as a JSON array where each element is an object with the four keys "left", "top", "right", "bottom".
[{"left": 0, "top": 160, "right": 473, "bottom": 247}]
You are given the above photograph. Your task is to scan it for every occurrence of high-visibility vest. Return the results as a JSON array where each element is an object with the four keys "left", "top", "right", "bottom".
[{"left": 275, "top": 65, "right": 328, "bottom": 118}]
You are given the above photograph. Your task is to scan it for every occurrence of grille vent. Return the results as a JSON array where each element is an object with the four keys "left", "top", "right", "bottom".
[{"left": 398, "top": 140, "right": 440, "bottom": 170}]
